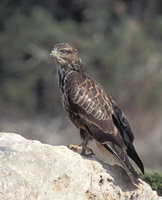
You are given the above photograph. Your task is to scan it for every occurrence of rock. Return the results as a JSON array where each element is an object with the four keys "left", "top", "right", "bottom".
[{"left": 0, "top": 132, "right": 161, "bottom": 200}]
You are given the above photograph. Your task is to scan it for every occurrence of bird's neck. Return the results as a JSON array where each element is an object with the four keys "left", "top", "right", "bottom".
[
  {"left": 57, "top": 58, "right": 91, "bottom": 80},
  {"left": 56, "top": 65, "right": 70, "bottom": 79},
  {"left": 56, "top": 65, "right": 71, "bottom": 90},
  {"left": 56, "top": 65, "right": 66, "bottom": 82}
]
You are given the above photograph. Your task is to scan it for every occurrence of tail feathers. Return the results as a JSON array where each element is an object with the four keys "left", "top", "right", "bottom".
[
  {"left": 127, "top": 144, "right": 144, "bottom": 174},
  {"left": 103, "top": 143, "right": 140, "bottom": 186}
]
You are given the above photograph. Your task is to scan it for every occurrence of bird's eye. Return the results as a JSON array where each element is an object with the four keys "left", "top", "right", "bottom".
[{"left": 59, "top": 49, "right": 67, "bottom": 54}]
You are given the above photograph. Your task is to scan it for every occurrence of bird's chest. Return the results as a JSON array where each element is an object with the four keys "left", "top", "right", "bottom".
[
  {"left": 57, "top": 66, "right": 70, "bottom": 108},
  {"left": 57, "top": 67, "right": 82, "bottom": 128},
  {"left": 57, "top": 66, "right": 66, "bottom": 92}
]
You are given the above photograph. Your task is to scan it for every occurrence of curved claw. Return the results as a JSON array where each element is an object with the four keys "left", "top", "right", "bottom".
[{"left": 68, "top": 144, "right": 95, "bottom": 157}]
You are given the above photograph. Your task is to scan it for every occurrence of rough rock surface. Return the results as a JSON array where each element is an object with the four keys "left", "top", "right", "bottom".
[{"left": 0, "top": 132, "right": 161, "bottom": 200}]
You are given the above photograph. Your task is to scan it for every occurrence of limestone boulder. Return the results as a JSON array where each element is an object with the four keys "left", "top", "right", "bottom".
[{"left": 0, "top": 132, "right": 161, "bottom": 200}]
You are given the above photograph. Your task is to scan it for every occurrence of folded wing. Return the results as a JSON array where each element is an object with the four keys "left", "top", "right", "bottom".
[{"left": 64, "top": 71, "right": 144, "bottom": 180}]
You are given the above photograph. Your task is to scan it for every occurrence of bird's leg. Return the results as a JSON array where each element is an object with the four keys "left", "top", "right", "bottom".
[
  {"left": 68, "top": 137, "right": 95, "bottom": 156},
  {"left": 79, "top": 137, "right": 94, "bottom": 156}
]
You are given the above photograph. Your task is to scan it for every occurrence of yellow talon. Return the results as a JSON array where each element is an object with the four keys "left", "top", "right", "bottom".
[
  {"left": 68, "top": 144, "right": 95, "bottom": 156},
  {"left": 68, "top": 144, "right": 83, "bottom": 154}
]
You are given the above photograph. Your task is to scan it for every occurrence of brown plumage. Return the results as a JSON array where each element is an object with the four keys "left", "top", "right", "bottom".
[{"left": 50, "top": 43, "right": 144, "bottom": 186}]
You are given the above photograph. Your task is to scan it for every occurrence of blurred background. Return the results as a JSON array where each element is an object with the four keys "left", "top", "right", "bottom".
[{"left": 0, "top": 0, "right": 162, "bottom": 172}]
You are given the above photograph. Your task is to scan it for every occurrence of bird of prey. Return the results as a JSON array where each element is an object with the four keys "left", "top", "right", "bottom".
[{"left": 50, "top": 43, "right": 144, "bottom": 186}]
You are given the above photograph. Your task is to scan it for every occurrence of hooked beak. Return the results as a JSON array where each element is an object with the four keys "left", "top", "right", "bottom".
[{"left": 50, "top": 48, "right": 57, "bottom": 58}]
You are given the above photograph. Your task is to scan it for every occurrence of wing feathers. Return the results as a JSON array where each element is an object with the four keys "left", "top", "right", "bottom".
[
  {"left": 112, "top": 103, "right": 144, "bottom": 174},
  {"left": 64, "top": 70, "right": 144, "bottom": 182},
  {"left": 127, "top": 144, "right": 144, "bottom": 174}
]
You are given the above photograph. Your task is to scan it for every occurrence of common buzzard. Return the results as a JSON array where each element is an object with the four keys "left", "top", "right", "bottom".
[{"left": 50, "top": 43, "right": 144, "bottom": 186}]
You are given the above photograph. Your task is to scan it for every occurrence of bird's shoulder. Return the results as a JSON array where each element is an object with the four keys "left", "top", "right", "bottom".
[
  {"left": 64, "top": 70, "right": 134, "bottom": 142},
  {"left": 65, "top": 70, "right": 112, "bottom": 113},
  {"left": 64, "top": 70, "right": 118, "bottom": 133}
]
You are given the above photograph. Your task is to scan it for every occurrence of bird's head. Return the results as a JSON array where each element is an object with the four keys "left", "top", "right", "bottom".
[{"left": 50, "top": 43, "right": 79, "bottom": 66}]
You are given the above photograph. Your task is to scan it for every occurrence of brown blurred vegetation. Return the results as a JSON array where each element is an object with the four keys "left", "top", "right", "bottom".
[{"left": 0, "top": 0, "right": 162, "bottom": 171}]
